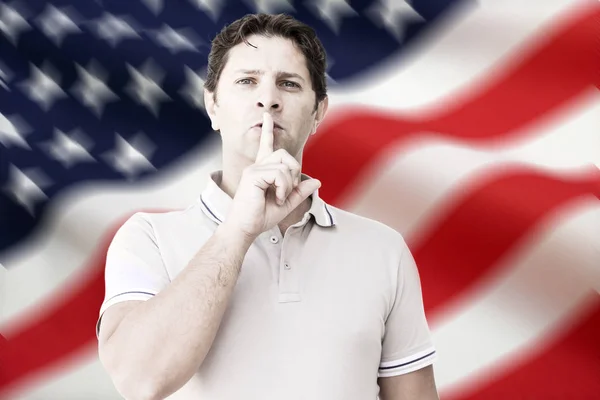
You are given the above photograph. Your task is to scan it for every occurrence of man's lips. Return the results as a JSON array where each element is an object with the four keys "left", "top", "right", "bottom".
[{"left": 254, "top": 122, "right": 283, "bottom": 130}]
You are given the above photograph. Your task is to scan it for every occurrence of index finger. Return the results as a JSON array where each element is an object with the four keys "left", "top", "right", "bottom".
[{"left": 256, "top": 112, "right": 274, "bottom": 162}]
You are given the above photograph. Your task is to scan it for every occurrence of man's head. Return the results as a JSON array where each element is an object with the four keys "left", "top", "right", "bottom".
[{"left": 203, "top": 13, "right": 329, "bottom": 165}]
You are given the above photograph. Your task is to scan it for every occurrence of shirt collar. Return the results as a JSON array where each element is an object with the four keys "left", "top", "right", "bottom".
[{"left": 199, "top": 170, "right": 336, "bottom": 228}]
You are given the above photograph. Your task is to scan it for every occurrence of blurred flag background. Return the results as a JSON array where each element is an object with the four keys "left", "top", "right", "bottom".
[{"left": 1, "top": 0, "right": 599, "bottom": 398}]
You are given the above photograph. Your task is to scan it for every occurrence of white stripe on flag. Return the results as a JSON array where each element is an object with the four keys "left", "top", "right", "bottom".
[{"left": 432, "top": 200, "right": 600, "bottom": 396}]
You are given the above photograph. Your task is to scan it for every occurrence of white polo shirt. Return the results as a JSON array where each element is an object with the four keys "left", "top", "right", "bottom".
[{"left": 97, "top": 171, "right": 437, "bottom": 400}]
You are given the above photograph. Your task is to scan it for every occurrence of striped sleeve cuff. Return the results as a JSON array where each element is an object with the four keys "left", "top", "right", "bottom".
[
  {"left": 96, "top": 290, "right": 156, "bottom": 339},
  {"left": 378, "top": 347, "right": 437, "bottom": 377}
]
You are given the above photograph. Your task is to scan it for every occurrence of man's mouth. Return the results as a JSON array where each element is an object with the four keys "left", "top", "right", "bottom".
[{"left": 255, "top": 123, "right": 283, "bottom": 130}]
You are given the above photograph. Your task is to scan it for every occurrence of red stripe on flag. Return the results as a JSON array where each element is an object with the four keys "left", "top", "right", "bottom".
[{"left": 410, "top": 167, "right": 600, "bottom": 314}]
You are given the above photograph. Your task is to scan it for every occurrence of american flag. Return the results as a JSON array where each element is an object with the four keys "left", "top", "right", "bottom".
[{"left": 1, "top": 0, "right": 599, "bottom": 398}]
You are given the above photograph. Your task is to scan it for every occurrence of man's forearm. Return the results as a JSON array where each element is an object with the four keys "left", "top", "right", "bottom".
[{"left": 103, "top": 223, "right": 255, "bottom": 400}]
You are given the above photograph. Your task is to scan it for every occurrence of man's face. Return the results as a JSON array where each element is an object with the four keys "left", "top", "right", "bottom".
[{"left": 204, "top": 34, "right": 328, "bottom": 164}]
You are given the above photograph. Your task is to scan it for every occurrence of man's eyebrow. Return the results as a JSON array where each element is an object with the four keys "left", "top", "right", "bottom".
[
  {"left": 234, "top": 69, "right": 306, "bottom": 82},
  {"left": 278, "top": 71, "right": 305, "bottom": 82}
]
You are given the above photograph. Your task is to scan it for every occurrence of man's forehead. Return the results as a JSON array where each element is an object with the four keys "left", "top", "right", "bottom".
[{"left": 223, "top": 36, "right": 309, "bottom": 76}]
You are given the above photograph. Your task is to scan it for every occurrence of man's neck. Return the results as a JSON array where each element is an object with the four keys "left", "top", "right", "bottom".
[{"left": 219, "top": 166, "right": 243, "bottom": 200}]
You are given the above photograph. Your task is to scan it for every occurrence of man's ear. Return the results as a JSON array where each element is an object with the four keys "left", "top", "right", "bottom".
[
  {"left": 312, "top": 96, "right": 329, "bottom": 135},
  {"left": 204, "top": 88, "right": 219, "bottom": 131}
]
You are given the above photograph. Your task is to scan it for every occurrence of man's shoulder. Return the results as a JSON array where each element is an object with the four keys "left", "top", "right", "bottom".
[
  {"left": 116, "top": 201, "right": 207, "bottom": 236},
  {"left": 326, "top": 205, "right": 408, "bottom": 249}
]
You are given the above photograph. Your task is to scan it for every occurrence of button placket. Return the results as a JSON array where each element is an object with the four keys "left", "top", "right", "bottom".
[
  {"left": 262, "top": 229, "right": 282, "bottom": 284},
  {"left": 278, "top": 229, "right": 301, "bottom": 303}
]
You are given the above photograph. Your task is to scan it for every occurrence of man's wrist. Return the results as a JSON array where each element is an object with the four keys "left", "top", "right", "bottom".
[{"left": 215, "top": 222, "right": 257, "bottom": 250}]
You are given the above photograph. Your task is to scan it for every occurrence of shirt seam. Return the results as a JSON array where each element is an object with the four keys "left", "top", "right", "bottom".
[{"left": 146, "top": 214, "right": 172, "bottom": 282}]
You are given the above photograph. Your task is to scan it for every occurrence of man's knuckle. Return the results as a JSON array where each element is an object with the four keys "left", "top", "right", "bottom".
[{"left": 275, "top": 164, "right": 288, "bottom": 173}]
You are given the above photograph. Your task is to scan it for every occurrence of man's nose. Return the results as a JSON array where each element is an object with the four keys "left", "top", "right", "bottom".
[{"left": 256, "top": 83, "right": 281, "bottom": 110}]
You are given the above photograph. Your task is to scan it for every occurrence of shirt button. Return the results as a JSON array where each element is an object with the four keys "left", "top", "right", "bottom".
[
  {"left": 284, "top": 263, "right": 291, "bottom": 270},
  {"left": 270, "top": 236, "right": 279, "bottom": 244}
]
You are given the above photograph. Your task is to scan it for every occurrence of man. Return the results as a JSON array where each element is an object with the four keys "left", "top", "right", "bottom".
[{"left": 97, "top": 13, "right": 439, "bottom": 400}]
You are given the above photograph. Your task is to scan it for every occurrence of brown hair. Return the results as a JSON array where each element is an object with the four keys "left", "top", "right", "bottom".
[{"left": 204, "top": 13, "right": 328, "bottom": 110}]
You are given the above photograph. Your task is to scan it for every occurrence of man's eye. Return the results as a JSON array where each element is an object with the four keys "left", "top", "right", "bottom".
[
  {"left": 282, "top": 81, "right": 300, "bottom": 88},
  {"left": 237, "top": 78, "right": 254, "bottom": 84}
]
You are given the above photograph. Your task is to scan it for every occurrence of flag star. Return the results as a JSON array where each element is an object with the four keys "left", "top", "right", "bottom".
[
  {"left": 71, "top": 60, "right": 119, "bottom": 117},
  {"left": 150, "top": 24, "right": 201, "bottom": 54},
  {"left": 0, "top": 3, "right": 31, "bottom": 45},
  {"left": 188, "top": 0, "right": 224, "bottom": 22},
  {"left": 102, "top": 132, "right": 156, "bottom": 180},
  {"left": 41, "top": 127, "right": 95, "bottom": 168},
  {"left": 306, "top": 0, "right": 357, "bottom": 34},
  {"left": 0, "top": 112, "right": 30, "bottom": 149},
  {"left": 35, "top": 4, "right": 81, "bottom": 46},
  {"left": 92, "top": 12, "right": 141, "bottom": 47},
  {"left": 179, "top": 66, "right": 206, "bottom": 112},
  {"left": 0, "top": 61, "right": 13, "bottom": 90},
  {"left": 141, "top": 0, "right": 163, "bottom": 15},
  {"left": 19, "top": 62, "right": 67, "bottom": 111},
  {"left": 244, "top": 0, "right": 294, "bottom": 14},
  {"left": 125, "top": 59, "right": 171, "bottom": 118},
  {"left": 367, "top": 0, "right": 424, "bottom": 42},
  {"left": 3, "top": 164, "right": 50, "bottom": 215}
]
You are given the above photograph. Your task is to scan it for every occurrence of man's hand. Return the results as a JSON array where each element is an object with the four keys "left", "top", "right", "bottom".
[{"left": 223, "top": 112, "right": 321, "bottom": 239}]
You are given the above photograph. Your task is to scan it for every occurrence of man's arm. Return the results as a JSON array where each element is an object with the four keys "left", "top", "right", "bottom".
[
  {"left": 378, "top": 365, "right": 439, "bottom": 400},
  {"left": 99, "top": 114, "right": 319, "bottom": 400},
  {"left": 98, "top": 222, "right": 253, "bottom": 400}
]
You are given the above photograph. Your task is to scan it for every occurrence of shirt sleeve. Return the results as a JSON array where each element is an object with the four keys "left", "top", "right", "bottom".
[
  {"left": 379, "top": 242, "right": 437, "bottom": 377},
  {"left": 96, "top": 212, "right": 171, "bottom": 339}
]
